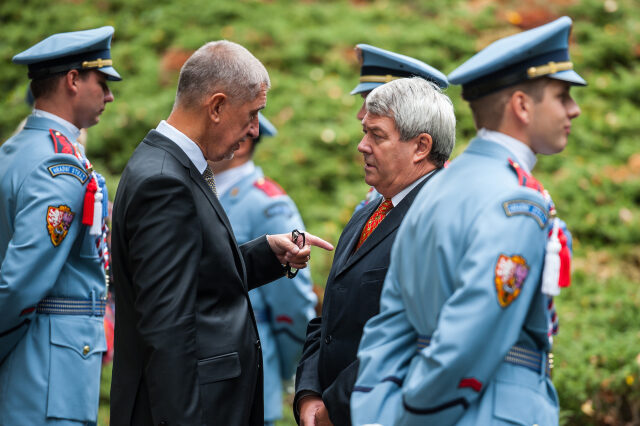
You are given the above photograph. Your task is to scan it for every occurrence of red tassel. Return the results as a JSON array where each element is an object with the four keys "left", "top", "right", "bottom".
[
  {"left": 557, "top": 228, "right": 571, "bottom": 287},
  {"left": 82, "top": 179, "right": 97, "bottom": 225}
]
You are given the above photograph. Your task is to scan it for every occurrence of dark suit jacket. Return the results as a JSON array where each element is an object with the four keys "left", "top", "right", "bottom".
[
  {"left": 110, "top": 130, "right": 285, "bottom": 426},
  {"left": 294, "top": 172, "right": 438, "bottom": 425}
]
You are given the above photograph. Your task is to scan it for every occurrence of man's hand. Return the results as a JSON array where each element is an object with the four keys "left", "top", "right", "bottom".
[
  {"left": 267, "top": 231, "right": 333, "bottom": 269},
  {"left": 299, "top": 395, "right": 332, "bottom": 426}
]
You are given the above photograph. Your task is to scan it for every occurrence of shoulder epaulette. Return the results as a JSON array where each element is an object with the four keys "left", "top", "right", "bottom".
[
  {"left": 254, "top": 177, "right": 286, "bottom": 197},
  {"left": 508, "top": 158, "right": 544, "bottom": 194},
  {"left": 49, "top": 129, "right": 78, "bottom": 157}
]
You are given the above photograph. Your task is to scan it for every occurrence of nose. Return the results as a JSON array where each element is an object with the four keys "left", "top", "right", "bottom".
[
  {"left": 567, "top": 97, "right": 580, "bottom": 120},
  {"left": 104, "top": 88, "right": 114, "bottom": 103},
  {"left": 247, "top": 114, "right": 260, "bottom": 139},
  {"left": 357, "top": 135, "right": 370, "bottom": 154},
  {"left": 356, "top": 100, "right": 367, "bottom": 121}
]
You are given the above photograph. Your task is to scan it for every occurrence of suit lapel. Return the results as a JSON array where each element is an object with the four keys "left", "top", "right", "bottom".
[
  {"left": 330, "top": 201, "right": 378, "bottom": 277},
  {"left": 337, "top": 170, "right": 440, "bottom": 276},
  {"left": 143, "top": 131, "right": 247, "bottom": 282}
]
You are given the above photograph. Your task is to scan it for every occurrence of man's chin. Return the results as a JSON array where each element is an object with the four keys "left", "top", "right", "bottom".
[{"left": 223, "top": 151, "right": 235, "bottom": 161}]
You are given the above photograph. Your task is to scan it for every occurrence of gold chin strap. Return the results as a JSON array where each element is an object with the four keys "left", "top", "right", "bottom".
[
  {"left": 527, "top": 61, "right": 573, "bottom": 78},
  {"left": 81, "top": 58, "right": 113, "bottom": 69},
  {"left": 359, "top": 74, "right": 403, "bottom": 83}
]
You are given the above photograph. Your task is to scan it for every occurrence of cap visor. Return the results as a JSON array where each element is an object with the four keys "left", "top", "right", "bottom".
[
  {"left": 99, "top": 66, "right": 122, "bottom": 81},
  {"left": 350, "top": 82, "right": 383, "bottom": 95},
  {"left": 549, "top": 69, "right": 586, "bottom": 86}
]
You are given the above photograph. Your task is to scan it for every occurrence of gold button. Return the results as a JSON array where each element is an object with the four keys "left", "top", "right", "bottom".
[{"left": 83, "top": 345, "right": 90, "bottom": 355}]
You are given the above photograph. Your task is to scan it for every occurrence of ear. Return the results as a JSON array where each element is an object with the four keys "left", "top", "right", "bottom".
[
  {"left": 508, "top": 90, "right": 534, "bottom": 125},
  {"left": 64, "top": 70, "right": 81, "bottom": 94},
  {"left": 207, "top": 93, "right": 227, "bottom": 123},
  {"left": 413, "top": 132, "right": 433, "bottom": 163}
]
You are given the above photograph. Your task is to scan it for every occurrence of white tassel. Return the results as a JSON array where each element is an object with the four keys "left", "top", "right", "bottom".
[
  {"left": 541, "top": 218, "right": 561, "bottom": 296},
  {"left": 90, "top": 187, "right": 103, "bottom": 236}
]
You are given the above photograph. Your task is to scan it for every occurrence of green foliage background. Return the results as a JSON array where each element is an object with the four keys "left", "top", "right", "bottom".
[{"left": 2, "top": 0, "right": 639, "bottom": 424}]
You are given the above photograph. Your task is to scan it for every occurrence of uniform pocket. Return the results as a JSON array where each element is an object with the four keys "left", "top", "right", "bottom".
[
  {"left": 198, "top": 351, "right": 242, "bottom": 385},
  {"left": 493, "top": 381, "right": 537, "bottom": 425},
  {"left": 47, "top": 316, "right": 106, "bottom": 421},
  {"left": 78, "top": 227, "right": 100, "bottom": 260}
]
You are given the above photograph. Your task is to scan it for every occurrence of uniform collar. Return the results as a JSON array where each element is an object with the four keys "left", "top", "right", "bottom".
[
  {"left": 216, "top": 160, "right": 257, "bottom": 197},
  {"left": 478, "top": 128, "right": 537, "bottom": 173},
  {"left": 32, "top": 109, "right": 81, "bottom": 140},
  {"left": 155, "top": 120, "right": 207, "bottom": 174}
]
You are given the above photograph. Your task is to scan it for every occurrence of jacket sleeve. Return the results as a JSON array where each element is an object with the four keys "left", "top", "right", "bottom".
[
  {"left": 257, "top": 198, "right": 316, "bottom": 379},
  {"left": 125, "top": 174, "right": 204, "bottom": 424},
  {"left": 239, "top": 235, "right": 286, "bottom": 290},
  {"left": 0, "top": 155, "right": 87, "bottom": 362},
  {"left": 293, "top": 316, "right": 323, "bottom": 423}
]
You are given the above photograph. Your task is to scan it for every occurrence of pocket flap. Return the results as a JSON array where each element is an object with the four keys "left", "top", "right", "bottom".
[
  {"left": 50, "top": 316, "right": 107, "bottom": 358},
  {"left": 493, "top": 381, "right": 534, "bottom": 425},
  {"left": 198, "top": 351, "right": 242, "bottom": 385},
  {"left": 361, "top": 267, "right": 388, "bottom": 284}
]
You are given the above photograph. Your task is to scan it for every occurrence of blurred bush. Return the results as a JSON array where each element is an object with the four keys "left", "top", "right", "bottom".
[{"left": 2, "top": 0, "right": 639, "bottom": 424}]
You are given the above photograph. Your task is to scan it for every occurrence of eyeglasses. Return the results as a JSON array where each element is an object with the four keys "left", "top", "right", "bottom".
[{"left": 285, "top": 229, "right": 305, "bottom": 279}]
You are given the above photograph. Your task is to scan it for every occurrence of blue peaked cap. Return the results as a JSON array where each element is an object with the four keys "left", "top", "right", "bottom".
[
  {"left": 448, "top": 16, "right": 585, "bottom": 100},
  {"left": 351, "top": 44, "right": 448, "bottom": 95},
  {"left": 258, "top": 112, "right": 277, "bottom": 138},
  {"left": 13, "top": 26, "right": 121, "bottom": 81}
]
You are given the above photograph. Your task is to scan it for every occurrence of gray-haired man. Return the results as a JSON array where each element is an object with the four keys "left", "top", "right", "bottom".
[
  {"left": 294, "top": 77, "right": 455, "bottom": 426},
  {"left": 110, "top": 40, "right": 333, "bottom": 426}
]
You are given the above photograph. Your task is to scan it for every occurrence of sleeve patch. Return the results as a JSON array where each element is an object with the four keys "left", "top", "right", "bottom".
[
  {"left": 46, "top": 205, "right": 75, "bottom": 247},
  {"left": 48, "top": 164, "right": 88, "bottom": 184},
  {"left": 495, "top": 254, "right": 529, "bottom": 307},
  {"left": 503, "top": 199, "right": 548, "bottom": 228},
  {"left": 264, "top": 202, "right": 293, "bottom": 218}
]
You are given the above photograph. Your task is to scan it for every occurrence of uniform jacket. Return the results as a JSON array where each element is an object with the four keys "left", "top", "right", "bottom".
[
  {"left": 110, "top": 130, "right": 285, "bottom": 426},
  {"left": 0, "top": 115, "right": 107, "bottom": 424},
  {"left": 294, "top": 174, "right": 435, "bottom": 426},
  {"left": 218, "top": 166, "right": 316, "bottom": 422},
  {"left": 352, "top": 137, "right": 559, "bottom": 426}
]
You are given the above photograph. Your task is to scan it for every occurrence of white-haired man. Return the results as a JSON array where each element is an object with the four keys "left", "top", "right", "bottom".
[{"left": 295, "top": 77, "right": 455, "bottom": 426}]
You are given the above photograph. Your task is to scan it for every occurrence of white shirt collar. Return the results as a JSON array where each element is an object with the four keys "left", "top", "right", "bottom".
[
  {"left": 156, "top": 120, "right": 208, "bottom": 173},
  {"left": 215, "top": 161, "right": 256, "bottom": 196},
  {"left": 390, "top": 170, "right": 434, "bottom": 207},
  {"left": 32, "top": 109, "right": 81, "bottom": 140},
  {"left": 478, "top": 128, "right": 537, "bottom": 173}
]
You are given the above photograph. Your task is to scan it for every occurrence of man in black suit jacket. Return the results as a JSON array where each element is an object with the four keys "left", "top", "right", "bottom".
[
  {"left": 294, "top": 77, "right": 457, "bottom": 425},
  {"left": 110, "top": 40, "right": 332, "bottom": 426}
]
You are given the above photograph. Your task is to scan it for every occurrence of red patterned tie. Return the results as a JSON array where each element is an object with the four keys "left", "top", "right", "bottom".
[{"left": 356, "top": 198, "right": 393, "bottom": 250}]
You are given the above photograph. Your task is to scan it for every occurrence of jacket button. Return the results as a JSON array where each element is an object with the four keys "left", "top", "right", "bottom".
[
  {"left": 255, "top": 339, "right": 261, "bottom": 351},
  {"left": 83, "top": 345, "right": 90, "bottom": 355},
  {"left": 324, "top": 335, "right": 332, "bottom": 345}
]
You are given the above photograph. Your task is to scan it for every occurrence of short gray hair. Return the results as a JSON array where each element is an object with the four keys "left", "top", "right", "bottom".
[
  {"left": 175, "top": 40, "right": 270, "bottom": 109},
  {"left": 365, "top": 77, "right": 456, "bottom": 167}
]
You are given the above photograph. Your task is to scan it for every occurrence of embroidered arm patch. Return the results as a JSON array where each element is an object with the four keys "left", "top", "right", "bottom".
[
  {"left": 48, "top": 164, "right": 88, "bottom": 184},
  {"left": 264, "top": 202, "right": 293, "bottom": 218},
  {"left": 503, "top": 199, "right": 548, "bottom": 228},
  {"left": 495, "top": 254, "right": 529, "bottom": 307},
  {"left": 46, "top": 205, "right": 75, "bottom": 246}
]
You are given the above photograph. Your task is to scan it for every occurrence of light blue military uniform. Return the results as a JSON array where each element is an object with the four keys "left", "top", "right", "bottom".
[
  {"left": 0, "top": 27, "right": 120, "bottom": 425},
  {"left": 216, "top": 114, "right": 317, "bottom": 424},
  {"left": 351, "top": 44, "right": 448, "bottom": 212},
  {"left": 352, "top": 17, "right": 585, "bottom": 426}
]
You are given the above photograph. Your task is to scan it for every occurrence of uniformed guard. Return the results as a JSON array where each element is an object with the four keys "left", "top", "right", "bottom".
[
  {"left": 352, "top": 16, "right": 584, "bottom": 425},
  {"left": 351, "top": 44, "right": 449, "bottom": 211},
  {"left": 0, "top": 27, "right": 120, "bottom": 425},
  {"left": 210, "top": 113, "right": 317, "bottom": 426}
]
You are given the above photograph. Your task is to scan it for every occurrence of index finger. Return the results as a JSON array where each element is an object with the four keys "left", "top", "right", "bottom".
[{"left": 303, "top": 232, "right": 334, "bottom": 251}]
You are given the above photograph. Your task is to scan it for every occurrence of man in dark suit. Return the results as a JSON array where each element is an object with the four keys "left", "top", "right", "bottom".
[
  {"left": 110, "top": 40, "right": 332, "bottom": 426},
  {"left": 294, "top": 76, "right": 457, "bottom": 425}
]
